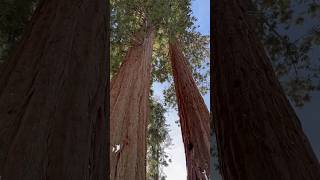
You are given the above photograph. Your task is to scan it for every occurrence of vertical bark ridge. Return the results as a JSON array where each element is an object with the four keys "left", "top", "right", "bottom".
[
  {"left": 213, "top": 0, "right": 320, "bottom": 179},
  {"left": 110, "top": 27, "right": 154, "bottom": 180},
  {"left": 169, "top": 40, "right": 211, "bottom": 180},
  {"left": 0, "top": 0, "right": 108, "bottom": 179}
]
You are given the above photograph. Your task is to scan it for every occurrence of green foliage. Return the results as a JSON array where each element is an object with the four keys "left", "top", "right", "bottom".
[
  {"left": 110, "top": 0, "right": 210, "bottom": 108},
  {"left": 163, "top": 31, "right": 209, "bottom": 109},
  {"left": 110, "top": 0, "right": 144, "bottom": 77},
  {"left": 283, "top": 77, "right": 317, "bottom": 106},
  {"left": 147, "top": 96, "right": 172, "bottom": 180},
  {"left": 252, "top": 0, "right": 320, "bottom": 107}
]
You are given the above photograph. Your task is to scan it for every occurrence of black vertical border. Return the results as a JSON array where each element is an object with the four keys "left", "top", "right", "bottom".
[
  {"left": 210, "top": 0, "right": 214, "bottom": 178},
  {"left": 209, "top": 0, "right": 215, "bottom": 179},
  {"left": 106, "top": 0, "right": 110, "bottom": 179},
  {"left": 210, "top": 0, "right": 219, "bottom": 179}
]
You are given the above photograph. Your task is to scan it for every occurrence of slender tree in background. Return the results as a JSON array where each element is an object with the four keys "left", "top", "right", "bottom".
[
  {"left": 147, "top": 96, "right": 171, "bottom": 180},
  {"left": 213, "top": 0, "right": 320, "bottom": 179},
  {"left": 0, "top": 0, "right": 108, "bottom": 179},
  {"left": 169, "top": 39, "right": 210, "bottom": 180}
]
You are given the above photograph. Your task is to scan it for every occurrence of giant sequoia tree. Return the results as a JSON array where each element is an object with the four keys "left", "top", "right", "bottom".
[
  {"left": 110, "top": 26, "right": 154, "bottom": 180},
  {"left": 169, "top": 40, "right": 210, "bottom": 180},
  {"left": 213, "top": 0, "right": 320, "bottom": 179},
  {"left": 110, "top": 0, "right": 209, "bottom": 178},
  {"left": 0, "top": 0, "right": 108, "bottom": 179}
]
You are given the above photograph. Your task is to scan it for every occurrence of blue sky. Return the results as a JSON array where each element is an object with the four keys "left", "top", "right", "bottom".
[
  {"left": 295, "top": 92, "right": 320, "bottom": 160},
  {"left": 191, "top": 0, "right": 210, "bottom": 36},
  {"left": 276, "top": 2, "right": 320, "bottom": 160}
]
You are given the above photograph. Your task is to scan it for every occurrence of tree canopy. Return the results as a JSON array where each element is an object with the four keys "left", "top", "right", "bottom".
[
  {"left": 252, "top": 0, "right": 320, "bottom": 106},
  {"left": 110, "top": 0, "right": 210, "bottom": 109}
]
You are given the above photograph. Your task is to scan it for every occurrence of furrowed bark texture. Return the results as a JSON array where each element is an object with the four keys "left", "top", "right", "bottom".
[
  {"left": 169, "top": 41, "right": 210, "bottom": 180},
  {"left": 0, "top": 0, "right": 108, "bottom": 179},
  {"left": 213, "top": 0, "right": 320, "bottom": 179},
  {"left": 110, "top": 28, "right": 154, "bottom": 180}
]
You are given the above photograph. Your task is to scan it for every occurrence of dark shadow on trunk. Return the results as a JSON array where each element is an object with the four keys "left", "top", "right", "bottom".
[
  {"left": 213, "top": 0, "right": 320, "bottom": 179},
  {"left": 0, "top": 0, "right": 108, "bottom": 179}
]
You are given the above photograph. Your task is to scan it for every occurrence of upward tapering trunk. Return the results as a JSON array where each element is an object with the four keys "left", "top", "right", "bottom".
[
  {"left": 110, "top": 27, "right": 154, "bottom": 180},
  {"left": 0, "top": 0, "right": 108, "bottom": 179},
  {"left": 213, "top": 0, "right": 320, "bottom": 179},
  {"left": 169, "top": 40, "right": 211, "bottom": 180}
]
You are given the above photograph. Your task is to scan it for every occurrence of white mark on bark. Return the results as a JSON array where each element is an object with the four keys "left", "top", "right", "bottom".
[
  {"left": 112, "top": 144, "right": 121, "bottom": 153},
  {"left": 202, "top": 169, "right": 209, "bottom": 180}
]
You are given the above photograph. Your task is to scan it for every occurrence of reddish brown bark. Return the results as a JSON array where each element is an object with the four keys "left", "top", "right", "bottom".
[
  {"left": 213, "top": 0, "right": 320, "bottom": 179},
  {"left": 169, "top": 40, "right": 211, "bottom": 180},
  {"left": 110, "top": 28, "right": 154, "bottom": 180},
  {"left": 0, "top": 0, "right": 108, "bottom": 179}
]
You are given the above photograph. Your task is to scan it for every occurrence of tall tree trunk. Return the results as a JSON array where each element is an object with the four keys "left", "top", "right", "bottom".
[
  {"left": 169, "top": 40, "right": 210, "bottom": 180},
  {"left": 0, "top": 0, "right": 108, "bottom": 179},
  {"left": 213, "top": 0, "right": 320, "bottom": 179},
  {"left": 110, "top": 27, "right": 154, "bottom": 180}
]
